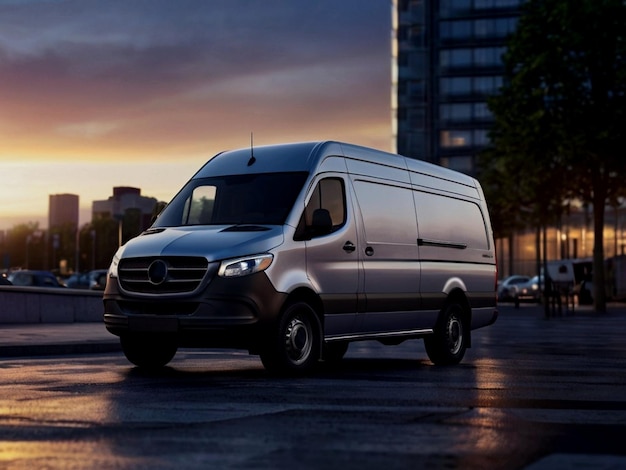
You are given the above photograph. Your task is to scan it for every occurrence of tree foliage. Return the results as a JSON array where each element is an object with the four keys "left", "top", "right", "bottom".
[
  {"left": 1, "top": 222, "right": 44, "bottom": 270},
  {"left": 479, "top": 0, "right": 626, "bottom": 312}
]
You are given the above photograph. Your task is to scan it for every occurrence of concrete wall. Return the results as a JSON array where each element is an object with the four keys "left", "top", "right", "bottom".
[{"left": 0, "top": 286, "right": 103, "bottom": 323}]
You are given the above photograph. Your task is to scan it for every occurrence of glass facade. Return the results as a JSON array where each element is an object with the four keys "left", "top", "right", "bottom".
[{"left": 392, "top": 0, "right": 522, "bottom": 174}]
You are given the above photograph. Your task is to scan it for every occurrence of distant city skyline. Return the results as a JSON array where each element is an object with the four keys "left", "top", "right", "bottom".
[
  {"left": 0, "top": 1, "right": 392, "bottom": 231},
  {"left": 49, "top": 193, "right": 79, "bottom": 230}
]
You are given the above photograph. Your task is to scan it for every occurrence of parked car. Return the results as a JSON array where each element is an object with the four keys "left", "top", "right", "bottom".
[
  {"left": 64, "top": 272, "right": 90, "bottom": 289},
  {"left": 8, "top": 270, "right": 65, "bottom": 288},
  {"left": 0, "top": 274, "right": 12, "bottom": 285},
  {"left": 88, "top": 269, "right": 108, "bottom": 290},
  {"left": 65, "top": 269, "right": 108, "bottom": 290},
  {"left": 516, "top": 275, "right": 542, "bottom": 303},
  {"left": 497, "top": 275, "right": 531, "bottom": 302}
]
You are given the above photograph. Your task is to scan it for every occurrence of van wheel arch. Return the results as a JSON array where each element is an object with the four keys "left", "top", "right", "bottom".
[
  {"left": 259, "top": 288, "right": 324, "bottom": 374},
  {"left": 446, "top": 289, "right": 471, "bottom": 341},
  {"left": 286, "top": 288, "right": 325, "bottom": 357}
]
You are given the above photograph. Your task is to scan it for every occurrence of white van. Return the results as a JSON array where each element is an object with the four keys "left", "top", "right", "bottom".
[{"left": 104, "top": 141, "right": 497, "bottom": 373}]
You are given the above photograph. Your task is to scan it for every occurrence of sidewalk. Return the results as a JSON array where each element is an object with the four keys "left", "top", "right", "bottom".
[{"left": 0, "top": 322, "right": 120, "bottom": 357}]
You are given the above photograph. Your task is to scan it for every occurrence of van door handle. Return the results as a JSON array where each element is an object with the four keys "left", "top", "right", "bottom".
[
  {"left": 343, "top": 241, "right": 356, "bottom": 253},
  {"left": 365, "top": 246, "right": 374, "bottom": 256}
]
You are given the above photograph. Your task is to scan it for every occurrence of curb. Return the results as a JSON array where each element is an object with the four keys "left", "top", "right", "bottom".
[{"left": 0, "top": 342, "right": 121, "bottom": 358}]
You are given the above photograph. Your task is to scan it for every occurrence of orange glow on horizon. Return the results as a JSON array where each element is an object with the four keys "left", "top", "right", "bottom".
[{"left": 0, "top": 1, "right": 392, "bottom": 231}]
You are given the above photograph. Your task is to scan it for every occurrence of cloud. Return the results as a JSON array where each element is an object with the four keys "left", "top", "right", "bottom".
[
  {"left": 56, "top": 121, "right": 119, "bottom": 138},
  {"left": 0, "top": 0, "right": 391, "bottom": 162}
]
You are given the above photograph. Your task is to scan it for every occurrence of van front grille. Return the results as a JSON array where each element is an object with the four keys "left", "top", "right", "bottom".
[{"left": 118, "top": 256, "right": 209, "bottom": 294}]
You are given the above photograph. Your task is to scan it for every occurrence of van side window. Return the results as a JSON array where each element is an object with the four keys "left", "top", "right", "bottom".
[
  {"left": 295, "top": 178, "right": 346, "bottom": 240},
  {"left": 183, "top": 185, "right": 217, "bottom": 225},
  {"left": 353, "top": 180, "right": 417, "bottom": 246}
]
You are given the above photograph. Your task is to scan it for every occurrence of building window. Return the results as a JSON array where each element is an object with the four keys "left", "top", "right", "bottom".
[
  {"left": 441, "top": 47, "right": 505, "bottom": 69},
  {"left": 440, "top": 129, "right": 491, "bottom": 147},
  {"left": 398, "top": 51, "right": 409, "bottom": 67},
  {"left": 440, "top": 0, "right": 471, "bottom": 17},
  {"left": 473, "top": 75, "right": 503, "bottom": 94},
  {"left": 440, "top": 103, "right": 472, "bottom": 121},
  {"left": 496, "top": 17, "right": 518, "bottom": 36},
  {"left": 409, "top": 51, "right": 426, "bottom": 70},
  {"left": 474, "top": 102, "right": 492, "bottom": 119},
  {"left": 474, "top": 0, "right": 522, "bottom": 8},
  {"left": 474, "top": 47, "right": 506, "bottom": 67},
  {"left": 440, "top": 102, "right": 493, "bottom": 121},
  {"left": 408, "top": 80, "right": 425, "bottom": 98},
  {"left": 473, "top": 129, "right": 490, "bottom": 145},
  {"left": 440, "top": 49, "right": 473, "bottom": 68},
  {"left": 440, "top": 20, "right": 472, "bottom": 40},
  {"left": 440, "top": 130, "right": 472, "bottom": 147},
  {"left": 474, "top": 17, "right": 518, "bottom": 38},
  {"left": 410, "top": 25, "right": 424, "bottom": 47},
  {"left": 409, "top": 109, "right": 426, "bottom": 128},
  {"left": 441, "top": 76, "right": 502, "bottom": 97},
  {"left": 441, "top": 77, "right": 472, "bottom": 96}
]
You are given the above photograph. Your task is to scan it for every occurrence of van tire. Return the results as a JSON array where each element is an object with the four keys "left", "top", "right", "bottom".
[
  {"left": 424, "top": 302, "right": 468, "bottom": 366},
  {"left": 120, "top": 334, "right": 177, "bottom": 369},
  {"left": 260, "top": 301, "right": 321, "bottom": 374}
]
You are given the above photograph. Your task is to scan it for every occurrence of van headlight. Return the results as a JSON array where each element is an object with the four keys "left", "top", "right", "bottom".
[
  {"left": 218, "top": 254, "right": 273, "bottom": 278},
  {"left": 108, "top": 248, "right": 123, "bottom": 278}
]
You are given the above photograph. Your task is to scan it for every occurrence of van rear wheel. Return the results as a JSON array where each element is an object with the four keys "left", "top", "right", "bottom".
[
  {"left": 424, "top": 303, "right": 468, "bottom": 366},
  {"left": 120, "top": 334, "right": 177, "bottom": 369},
  {"left": 260, "top": 301, "right": 321, "bottom": 374}
]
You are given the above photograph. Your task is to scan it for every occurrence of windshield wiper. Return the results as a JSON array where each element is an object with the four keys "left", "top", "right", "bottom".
[{"left": 220, "top": 224, "right": 271, "bottom": 232}]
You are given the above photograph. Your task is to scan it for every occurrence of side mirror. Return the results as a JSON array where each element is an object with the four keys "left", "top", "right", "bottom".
[{"left": 310, "top": 208, "right": 333, "bottom": 236}]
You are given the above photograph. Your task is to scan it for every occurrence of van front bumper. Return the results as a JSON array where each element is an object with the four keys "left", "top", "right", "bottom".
[{"left": 103, "top": 272, "right": 287, "bottom": 350}]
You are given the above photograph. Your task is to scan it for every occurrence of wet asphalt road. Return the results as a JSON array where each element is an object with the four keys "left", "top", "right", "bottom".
[{"left": 1, "top": 304, "right": 626, "bottom": 469}]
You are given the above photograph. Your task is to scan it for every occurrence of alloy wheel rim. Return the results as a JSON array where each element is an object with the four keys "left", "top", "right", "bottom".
[
  {"left": 284, "top": 316, "right": 312, "bottom": 365},
  {"left": 447, "top": 315, "right": 463, "bottom": 355}
]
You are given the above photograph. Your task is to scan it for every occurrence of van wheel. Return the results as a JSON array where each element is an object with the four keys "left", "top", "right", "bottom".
[
  {"left": 260, "top": 301, "right": 321, "bottom": 374},
  {"left": 424, "top": 303, "right": 468, "bottom": 366},
  {"left": 120, "top": 334, "right": 177, "bottom": 369}
]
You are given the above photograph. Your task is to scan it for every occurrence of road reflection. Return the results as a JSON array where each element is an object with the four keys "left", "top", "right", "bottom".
[{"left": 5, "top": 306, "right": 626, "bottom": 469}]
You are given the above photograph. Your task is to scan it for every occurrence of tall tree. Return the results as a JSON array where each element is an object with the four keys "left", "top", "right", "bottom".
[
  {"left": 484, "top": 0, "right": 626, "bottom": 313},
  {"left": 81, "top": 216, "right": 121, "bottom": 271},
  {"left": 4, "top": 222, "right": 42, "bottom": 269}
]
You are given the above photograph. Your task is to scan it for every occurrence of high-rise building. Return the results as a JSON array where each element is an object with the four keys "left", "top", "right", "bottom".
[
  {"left": 49, "top": 194, "right": 79, "bottom": 230},
  {"left": 392, "top": 0, "right": 523, "bottom": 174},
  {"left": 391, "top": 0, "right": 626, "bottom": 278},
  {"left": 92, "top": 186, "right": 158, "bottom": 231}
]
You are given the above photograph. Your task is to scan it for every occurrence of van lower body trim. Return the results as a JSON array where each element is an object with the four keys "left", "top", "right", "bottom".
[{"left": 325, "top": 328, "right": 433, "bottom": 343}]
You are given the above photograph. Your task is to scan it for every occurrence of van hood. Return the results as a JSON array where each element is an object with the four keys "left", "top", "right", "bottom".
[{"left": 119, "top": 225, "right": 284, "bottom": 262}]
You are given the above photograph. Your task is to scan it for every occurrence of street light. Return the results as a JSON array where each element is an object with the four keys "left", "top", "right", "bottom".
[
  {"left": 91, "top": 229, "right": 96, "bottom": 270},
  {"left": 114, "top": 214, "right": 123, "bottom": 248},
  {"left": 25, "top": 235, "right": 31, "bottom": 269}
]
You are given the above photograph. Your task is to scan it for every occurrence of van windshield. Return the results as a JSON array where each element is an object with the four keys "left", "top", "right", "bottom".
[{"left": 153, "top": 172, "right": 309, "bottom": 227}]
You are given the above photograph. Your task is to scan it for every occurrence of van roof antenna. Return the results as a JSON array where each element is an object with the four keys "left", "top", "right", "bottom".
[{"left": 247, "top": 132, "right": 256, "bottom": 166}]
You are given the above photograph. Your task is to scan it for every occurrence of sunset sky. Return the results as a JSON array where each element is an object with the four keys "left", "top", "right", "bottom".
[{"left": 0, "top": 0, "right": 392, "bottom": 231}]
